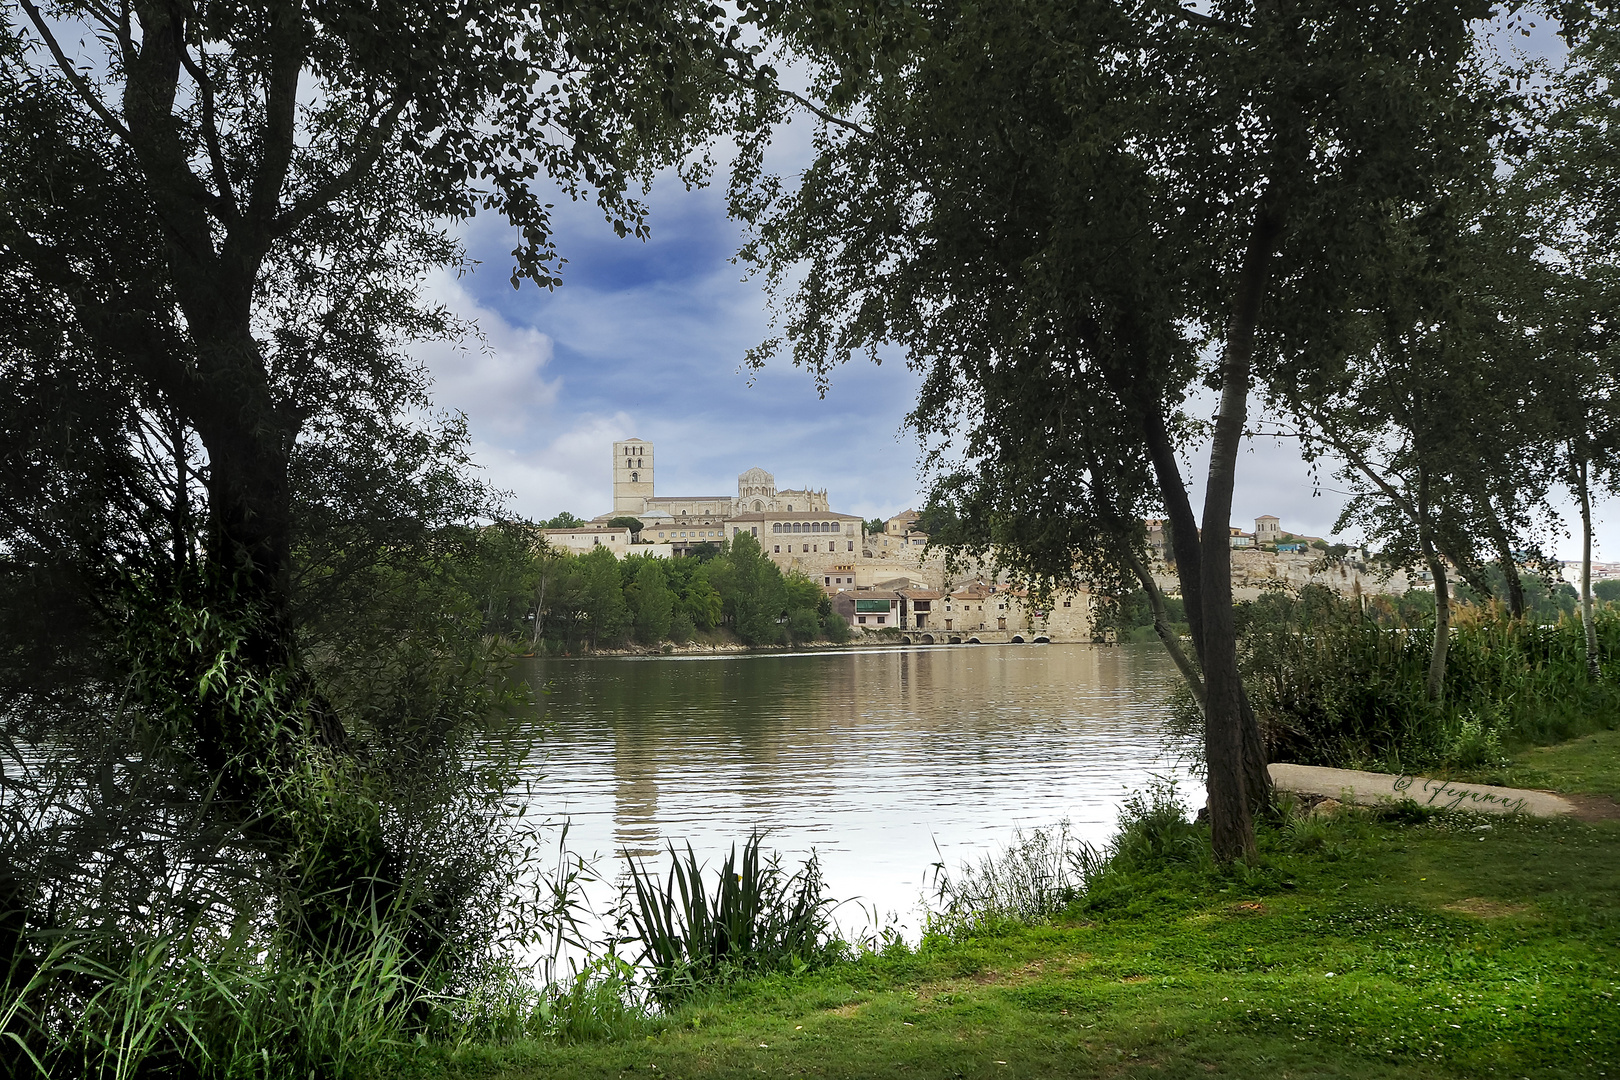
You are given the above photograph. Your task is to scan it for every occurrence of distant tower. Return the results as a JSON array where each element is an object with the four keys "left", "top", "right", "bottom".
[{"left": 614, "top": 438, "right": 654, "bottom": 514}]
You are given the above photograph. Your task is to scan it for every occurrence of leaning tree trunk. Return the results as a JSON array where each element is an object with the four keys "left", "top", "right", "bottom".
[
  {"left": 1578, "top": 452, "right": 1601, "bottom": 679},
  {"left": 1423, "top": 550, "right": 1452, "bottom": 702},
  {"left": 1487, "top": 520, "right": 1526, "bottom": 621},
  {"left": 1125, "top": 547, "right": 1205, "bottom": 706}
]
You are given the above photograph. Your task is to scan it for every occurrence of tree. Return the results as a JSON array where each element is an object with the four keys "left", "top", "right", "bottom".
[
  {"left": 1, "top": 0, "right": 770, "bottom": 773},
  {"left": 628, "top": 558, "right": 674, "bottom": 643},
  {"left": 1513, "top": 4, "right": 1620, "bottom": 678},
  {"left": 579, "top": 546, "right": 629, "bottom": 649},
  {"left": 607, "top": 515, "right": 647, "bottom": 540},
  {"left": 542, "top": 512, "right": 587, "bottom": 530},
  {"left": 741, "top": 0, "right": 1492, "bottom": 860},
  {"left": 1284, "top": 190, "right": 1561, "bottom": 698},
  {"left": 717, "top": 533, "right": 786, "bottom": 646}
]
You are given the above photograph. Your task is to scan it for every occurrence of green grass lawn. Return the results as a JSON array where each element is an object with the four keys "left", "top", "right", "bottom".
[
  {"left": 416, "top": 738, "right": 1620, "bottom": 1080},
  {"left": 1464, "top": 727, "right": 1620, "bottom": 801}
]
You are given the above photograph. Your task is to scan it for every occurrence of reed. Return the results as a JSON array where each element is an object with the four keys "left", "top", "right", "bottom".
[
  {"left": 624, "top": 834, "right": 837, "bottom": 1003},
  {"left": 1235, "top": 588, "right": 1620, "bottom": 770},
  {"left": 927, "top": 822, "right": 1092, "bottom": 935}
]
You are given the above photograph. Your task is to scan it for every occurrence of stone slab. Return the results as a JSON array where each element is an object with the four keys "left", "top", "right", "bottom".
[{"left": 1269, "top": 763, "right": 1577, "bottom": 818}]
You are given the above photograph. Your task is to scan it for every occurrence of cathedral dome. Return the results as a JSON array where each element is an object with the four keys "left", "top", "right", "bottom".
[{"left": 737, "top": 467, "right": 776, "bottom": 498}]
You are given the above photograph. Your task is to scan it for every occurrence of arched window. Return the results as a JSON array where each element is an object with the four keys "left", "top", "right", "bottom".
[
  {"left": 773, "top": 523, "right": 781, "bottom": 534},
  {"left": 630, "top": 471, "right": 638, "bottom": 482}
]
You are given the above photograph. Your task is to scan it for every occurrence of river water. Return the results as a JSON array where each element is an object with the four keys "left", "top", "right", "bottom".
[{"left": 505, "top": 642, "right": 1198, "bottom": 943}]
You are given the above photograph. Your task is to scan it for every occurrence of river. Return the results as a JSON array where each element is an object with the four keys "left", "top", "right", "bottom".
[{"left": 504, "top": 642, "right": 1198, "bottom": 945}]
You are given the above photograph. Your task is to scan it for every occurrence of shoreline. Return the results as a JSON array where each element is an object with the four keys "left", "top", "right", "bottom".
[{"left": 527, "top": 635, "right": 1112, "bottom": 659}]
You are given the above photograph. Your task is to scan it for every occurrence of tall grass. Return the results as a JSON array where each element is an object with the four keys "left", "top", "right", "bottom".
[
  {"left": 926, "top": 822, "right": 1095, "bottom": 934},
  {"left": 1233, "top": 587, "right": 1620, "bottom": 771},
  {"left": 624, "top": 834, "right": 838, "bottom": 1003},
  {"left": 927, "top": 780, "right": 1202, "bottom": 937}
]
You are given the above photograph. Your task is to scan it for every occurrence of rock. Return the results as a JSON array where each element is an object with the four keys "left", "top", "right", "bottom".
[{"left": 1310, "top": 798, "right": 1342, "bottom": 818}]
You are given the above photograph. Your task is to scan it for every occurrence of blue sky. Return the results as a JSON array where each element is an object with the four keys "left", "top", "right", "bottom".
[{"left": 415, "top": 14, "right": 1614, "bottom": 562}]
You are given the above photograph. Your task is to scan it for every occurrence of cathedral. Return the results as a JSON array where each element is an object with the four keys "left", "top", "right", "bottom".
[{"left": 601, "top": 438, "right": 831, "bottom": 530}]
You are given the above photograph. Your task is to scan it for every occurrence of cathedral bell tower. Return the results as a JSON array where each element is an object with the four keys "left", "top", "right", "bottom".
[{"left": 613, "top": 439, "right": 654, "bottom": 514}]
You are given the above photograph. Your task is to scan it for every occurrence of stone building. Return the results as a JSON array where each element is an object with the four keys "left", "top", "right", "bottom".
[
  {"left": 605, "top": 438, "right": 829, "bottom": 528},
  {"left": 541, "top": 525, "right": 638, "bottom": 555}
]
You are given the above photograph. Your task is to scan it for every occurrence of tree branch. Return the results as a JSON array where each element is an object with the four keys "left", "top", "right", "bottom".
[
  {"left": 18, "top": 0, "right": 134, "bottom": 142},
  {"left": 1147, "top": 0, "right": 1250, "bottom": 33},
  {"left": 776, "top": 85, "right": 876, "bottom": 140},
  {"left": 269, "top": 97, "right": 407, "bottom": 241},
  {"left": 172, "top": 25, "right": 240, "bottom": 223}
]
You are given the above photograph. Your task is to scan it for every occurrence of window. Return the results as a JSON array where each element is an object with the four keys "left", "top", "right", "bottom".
[
  {"left": 876, "top": 616, "right": 886, "bottom": 624},
  {"left": 803, "top": 544, "right": 809, "bottom": 553},
  {"left": 847, "top": 541, "right": 854, "bottom": 551},
  {"left": 825, "top": 577, "right": 831, "bottom": 585},
  {"left": 774, "top": 545, "right": 781, "bottom": 553},
  {"left": 1062, "top": 600, "right": 1071, "bottom": 607},
  {"left": 773, "top": 523, "right": 781, "bottom": 534},
  {"left": 630, "top": 471, "right": 638, "bottom": 482},
  {"left": 857, "top": 616, "right": 867, "bottom": 624}
]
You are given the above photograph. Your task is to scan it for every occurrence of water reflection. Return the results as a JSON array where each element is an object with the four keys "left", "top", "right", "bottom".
[{"left": 510, "top": 643, "right": 1196, "bottom": 936}]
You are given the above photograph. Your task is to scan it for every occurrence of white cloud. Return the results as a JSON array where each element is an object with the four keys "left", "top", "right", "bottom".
[
  {"left": 414, "top": 270, "right": 560, "bottom": 444},
  {"left": 470, "top": 412, "right": 638, "bottom": 521}
]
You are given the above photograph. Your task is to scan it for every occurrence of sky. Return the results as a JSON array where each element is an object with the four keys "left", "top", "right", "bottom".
[{"left": 412, "top": 12, "right": 1615, "bottom": 564}]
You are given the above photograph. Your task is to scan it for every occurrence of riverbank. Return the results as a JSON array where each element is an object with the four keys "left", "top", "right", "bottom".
[
  {"left": 561, "top": 628, "right": 951, "bottom": 658},
  {"left": 413, "top": 732, "right": 1620, "bottom": 1080}
]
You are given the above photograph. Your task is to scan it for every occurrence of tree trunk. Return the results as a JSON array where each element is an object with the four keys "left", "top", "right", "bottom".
[
  {"left": 1424, "top": 549, "right": 1451, "bottom": 702},
  {"left": 1138, "top": 363, "right": 1269, "bottom": 815},
  {"left": 1579, "top": 452, "right": 1601, "bottom": 679},
  {"left": 1488, "top": 520, "right": 1526, "bottom": 620},
  {"left": 1201, "top": 360, "right": 1256, "bottom": 862},
  {"left": 1411, "top": 466, "right": 1450, "bottom": 701},
  {"left": 1126, "top": 547, "right": 1204, "bottom": 705},
  {"left": 1141, "top": 407, "right": 1208, "bottom": 660},
  {"left": 530, "top": 567, "right": 549, "bottom": 652}
]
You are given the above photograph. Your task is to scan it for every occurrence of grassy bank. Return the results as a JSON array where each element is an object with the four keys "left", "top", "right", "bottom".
[{"left": 409, "top": 739, "right": 1620, "bottom": 1080}]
